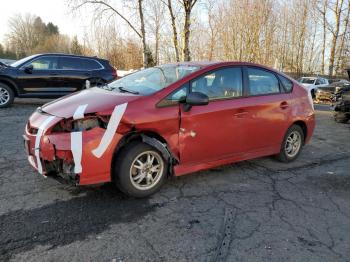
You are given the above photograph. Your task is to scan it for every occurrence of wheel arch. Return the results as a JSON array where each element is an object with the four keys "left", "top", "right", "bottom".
[
  {"left": 291, "top": 120, "right": 307, "bottom": 143},
  {"left": 111, "top": 131, "right": 178, "bottom": 180},
  {"left": 0, "top": 77, "right": 19, "bottom": 96}
]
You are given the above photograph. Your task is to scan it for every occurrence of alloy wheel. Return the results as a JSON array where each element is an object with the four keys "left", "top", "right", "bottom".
[
  {"left": 129, "top": 151, "right": 164, "bottom": 191},
  {"left": 0, "top": 87, "right": 10, "bottom": 106},
  {"left": 285, "top": 131, "right": 302, "bottom": 158}
]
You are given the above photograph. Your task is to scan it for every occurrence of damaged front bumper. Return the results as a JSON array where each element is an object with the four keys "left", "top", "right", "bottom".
[{"left": 23, "top": 110, "right": 123, "bottom": 186}]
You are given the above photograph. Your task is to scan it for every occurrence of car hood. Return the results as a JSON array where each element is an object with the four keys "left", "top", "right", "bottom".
[
  {"left": 302, "top": 83, "right": 314, "bottom": 88},
  {"left": 41, "top": 87, "right": 140, "bottom": 118}
]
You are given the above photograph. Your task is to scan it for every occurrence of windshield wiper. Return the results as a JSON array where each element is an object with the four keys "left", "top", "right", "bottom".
[{"left": 118, "top": 86, "right": 139, "bottom": 95}]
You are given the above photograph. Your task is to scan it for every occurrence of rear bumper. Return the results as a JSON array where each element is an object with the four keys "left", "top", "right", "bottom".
[
  {"left": 24, "top": 111, "right": 123, "bottom": 185},
  {"left": 305, "top": 114, "right": 316, "bottom": 144}
]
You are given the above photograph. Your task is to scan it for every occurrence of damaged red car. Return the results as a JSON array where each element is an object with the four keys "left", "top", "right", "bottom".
[{"left": 24, "top": 62, "right": 315, "bottom": 197}]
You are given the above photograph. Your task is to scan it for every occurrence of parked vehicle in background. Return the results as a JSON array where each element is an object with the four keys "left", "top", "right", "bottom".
[
  {"left": 23, "top": 61, "right": 315, "bottom": 198},
  {"left": 0, "top": 59, "right": 16, "bottom": 66},
  {"left": 297, "top": 76, "right": 329, "bottom": 98},
  {"left": 0, "top": 53, "right": 117, "bottom": 108},
  {"left": 315, "top": 80, "right": 350, "bottom": 104},
  {"left": 333, "top": 69, "right": 350, "bottom": 123}
]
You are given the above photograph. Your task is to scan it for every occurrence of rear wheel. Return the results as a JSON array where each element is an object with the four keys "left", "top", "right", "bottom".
[
  {"left": 334, "top": 112, "right": 349, "bottom": 123},
  {"left": 0, "top": 83, "right": 14, "bottom": 108},
  {"left": 276, "top": 125, "right": 304, "bottom": 163},
  {"left": 114, "top": 142, "right": 168, "bottom": 198}
]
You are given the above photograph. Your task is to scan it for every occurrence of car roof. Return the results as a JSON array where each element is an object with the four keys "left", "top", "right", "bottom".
[
  {"left": 162, "top": 61, "right": 284, "bottom": 70},
  {"left": 34, "top": 53, "right": 102, "bottom": 60}
]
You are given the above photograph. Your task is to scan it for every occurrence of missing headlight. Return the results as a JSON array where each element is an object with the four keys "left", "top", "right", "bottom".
[{"left": 73, "top": 118, "right": 100, "bottom": 131}]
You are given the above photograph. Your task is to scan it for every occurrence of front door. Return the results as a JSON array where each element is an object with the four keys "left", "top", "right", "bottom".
[
  {"left": 179, "top": 66, "right": 248, "bottom": 165},
  {"left": 16, "top": 56, "right": 61, "bottom": 94}
]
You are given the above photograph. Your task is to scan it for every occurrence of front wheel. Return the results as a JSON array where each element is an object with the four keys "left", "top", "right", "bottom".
[
  {"left": 276, "top": 125, "right": 304, "bottom": 163},
  {"left": 0, "top": 83, "right": 14, "bottom": 108},
  {"left": 114, "top": 142, "right": 168, "bottom": 198}
]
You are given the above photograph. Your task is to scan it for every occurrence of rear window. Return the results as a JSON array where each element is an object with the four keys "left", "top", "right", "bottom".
[
  {"left": 247, "top": 68, "right": 280, "bottom": 96},
  {"left": 278, "top": 75, "right": 293, "bottom": 92},
  {"left": 59, "top": 57, "right": 102, "bottom": 70},
  {"left": 59, "top": 57, "right": 83, "bottom": 70},
  {"left": 82, "top": 59, "right": 102, "bottom": 70}
]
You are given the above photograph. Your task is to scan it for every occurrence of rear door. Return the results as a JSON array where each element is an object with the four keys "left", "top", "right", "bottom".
[
  {"left": 239, "top": 67, "right": 292, "bottom": 153},
  {"left": 58, "top": 57, "right": 98, "bottom": 92},
  {"left": 178, "top": 66, "right": 249, "bottom": 165}
]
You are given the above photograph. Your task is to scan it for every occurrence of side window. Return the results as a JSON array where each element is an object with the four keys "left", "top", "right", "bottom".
[
  {"left": 315, "top": 79, "right": 321, "bottom": 85},
  {"left": 59, "top": 57, "right": 83, "bottom": 70},
  {"left": 28, "top": 57, "right": 58, "bottom": 70},
  {"left": 190, "top": 67, "right": 243, "bottom": 99},
  {"left": 158, "top": 85, "right": 188, "bottom": 107},
  {"left": 247, "top": 68, "right": 280, "bottom": 96},
  {"left": 82, "top": 59, "right": 102, "bottom": 70},
  {"left": 168, "top": 85, "right": 187, "bottom": 101},
  {"left": 278, "top": 75, "right": 293, "bottom": 92}
]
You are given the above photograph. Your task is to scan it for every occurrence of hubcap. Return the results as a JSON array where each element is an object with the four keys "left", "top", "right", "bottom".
[
  {"left": 0, "top": 87, "right": 10, "bottom": 105},
  {"left": 130, "top": 151, "right": 164, "bottom": 190},
  {"left": 285, "top": 131, "right": 302, "bottom": 158}
]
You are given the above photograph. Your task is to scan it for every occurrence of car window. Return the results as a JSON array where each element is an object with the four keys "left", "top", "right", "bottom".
[
  {"left": 247, "top": 68, "right": 280, "bottom": 96},
  {"left": 168, "top": 85, "right": 187, "bottom": 101},
  {"left": 108, "top": 65, "right": 200, "bottom": 96},
  {"left": 315, "top": 79, "right": 321, "bottom": 85},
  {"left": 81, "top": 59, "right": 102, "bottom": 70},
  {"left": 59, "top": 57, "right": 84, "bottom": 70},
  {"left": 300, "top": 78, "right": 316, "bottom": 84},
  {"left": 190, "top": 67, "right": 243, "bottom": 99},
  {"left": 28, "top": 57, "right": 58, "bottom": 70},
  {"left": 278, "top": 75, "right": 293, "bottom": 92}
]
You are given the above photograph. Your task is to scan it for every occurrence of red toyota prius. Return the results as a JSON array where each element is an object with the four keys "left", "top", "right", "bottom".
[{"left": 23, "top": 62, "right": 315, "bottom": 197}]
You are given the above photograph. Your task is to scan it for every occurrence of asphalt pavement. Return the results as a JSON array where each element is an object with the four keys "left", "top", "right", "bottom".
[{"left": 1, "top": 100, "right": 350, "bottom": 261}]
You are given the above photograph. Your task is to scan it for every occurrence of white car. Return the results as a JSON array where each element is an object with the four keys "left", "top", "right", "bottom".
[{"left": 297, "top": 77, "right": 329, "bottom": 98}]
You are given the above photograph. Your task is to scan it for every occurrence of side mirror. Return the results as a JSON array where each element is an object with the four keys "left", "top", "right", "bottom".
[
  {"left": 24, "top": 65, "right": 33, "bottom": 74},
  {"left": 183, "top": 92, "right": 209, "bottom": 112}
]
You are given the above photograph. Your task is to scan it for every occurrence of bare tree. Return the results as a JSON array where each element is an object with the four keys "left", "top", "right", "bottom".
[
  {"left": 70, "top": 0, "right": 153, "bottom": 67},
  {"left": 181, "top": 0, "right": 198, "bottom": 61},
  {"left": 162, "top": 0, "right": 180, "bottom": 62},
  {"left": 329, "top": 0, "right": 345, "bottom": 76}
]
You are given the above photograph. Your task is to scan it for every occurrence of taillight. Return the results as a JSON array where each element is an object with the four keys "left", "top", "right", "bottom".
[{"left": 111, "top": 67, "right": 117, "bottom": 79}]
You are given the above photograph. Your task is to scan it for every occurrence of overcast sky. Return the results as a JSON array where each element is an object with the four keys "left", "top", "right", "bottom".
[{"left": 0, "top": 0, "right": 87, "bottom": 44}]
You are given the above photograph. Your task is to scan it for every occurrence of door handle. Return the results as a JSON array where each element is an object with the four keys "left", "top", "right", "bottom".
[
  {"left": 233, "top": 111, "right": 248, "bottom": 118},
  {"left": 49, "top": 73, "right": 59, "bottom": 76},
  {"left": 280, "top": 101, "right": 289, "bottom": 109}
]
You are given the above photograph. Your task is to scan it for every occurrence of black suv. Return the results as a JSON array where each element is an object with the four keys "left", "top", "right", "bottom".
[{"left": 0, "top": 53, "right": 117, "bottom": 107}]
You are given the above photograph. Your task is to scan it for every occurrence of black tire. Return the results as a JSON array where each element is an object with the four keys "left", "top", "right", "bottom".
[
  {"left": 311, "top": 89, "right": 316, "bottom": 99},
  {"left": 334, "top": 112, "right": 349, "bottom": 123},
  {"left": 276, "top": 125, "right": 304, "bottom": 163},
  {"left": 113, "top": 142, "right": 168, "bottom": 198},
  {"left": 0, "top": 83, "right": 14, "bottom": 108}
]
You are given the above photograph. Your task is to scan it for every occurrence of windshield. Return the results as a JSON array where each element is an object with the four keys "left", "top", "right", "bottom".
[
  {"left": 10, "top": 55, "right": 37, "bottom": 67},
  {"left": 299, "top": 78, "right": 316, "bottom": 84},
  {"left": 108, "top": 64, "right": 201, "bottom": 95}
]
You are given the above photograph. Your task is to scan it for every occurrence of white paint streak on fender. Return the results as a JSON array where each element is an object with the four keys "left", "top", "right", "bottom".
[
  {"left": 71, "top": 132, "right": 83, "bottom": 173},
  {"left": 70, "top": 104, "right": 89, "bottom": 173},
  {"left": 73, "top": 104, "right": 88, "bottom": 120},
  {"left": 35, "top": 116, "right": 55, "bottom": 175},
  {"left": 92, "top": 103, "right": 128, "bottom": 158}
]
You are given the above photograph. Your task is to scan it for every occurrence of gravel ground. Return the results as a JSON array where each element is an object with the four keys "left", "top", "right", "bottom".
[{"left": 1, "top": 99, "right": 350, "bottom": 262}]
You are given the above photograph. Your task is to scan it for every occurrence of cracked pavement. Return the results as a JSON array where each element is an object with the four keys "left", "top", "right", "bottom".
[{"left": 1, "top": 100, "right": 350, "bottom": 261}]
